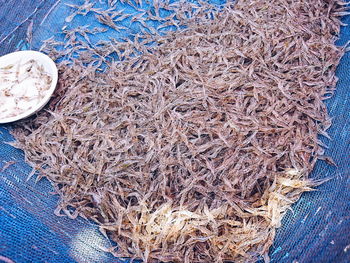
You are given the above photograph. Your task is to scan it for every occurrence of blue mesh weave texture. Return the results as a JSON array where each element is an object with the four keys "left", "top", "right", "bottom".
[{"left": 0, "top": 1, "right": 349, "bottom": 262}]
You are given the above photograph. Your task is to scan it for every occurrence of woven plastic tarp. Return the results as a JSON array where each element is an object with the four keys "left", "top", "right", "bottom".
[{"left": 0, "top": 1, "right": 349, "bottom": 262}]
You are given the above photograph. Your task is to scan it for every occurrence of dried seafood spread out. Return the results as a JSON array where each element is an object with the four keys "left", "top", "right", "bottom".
[
  {"left": 0, "top": 59, "right": 52, "bottom": 119},
  {"left": 10, "top": 0, "right": 348, "bottom": 262}
]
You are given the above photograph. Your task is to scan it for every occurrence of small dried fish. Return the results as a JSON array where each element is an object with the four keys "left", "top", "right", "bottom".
[
  {"left": 65, "top": 0, "right": 97, "bottom": 23},
  {"left": 0, "top": 161, "right": 16, "bottom": 172},
  {"left": 95, "top": 13, "right": 128, "bottom": 32},
  {"left": 11, "top": 0, "right": 348, "bottom": 263},
  {"left": 26, "top": 20, "right": 34, "bottom": 48},
  {"left": 317, "top": 155, "right": 337, "bottom": 166}
]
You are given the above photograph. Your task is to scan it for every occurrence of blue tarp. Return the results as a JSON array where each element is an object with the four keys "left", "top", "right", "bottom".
[{"left": 0, "top": 1, "right": 349, "bottom": 262}]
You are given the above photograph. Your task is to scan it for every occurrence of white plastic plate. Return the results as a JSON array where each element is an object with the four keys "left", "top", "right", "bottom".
[{"left": 0, "top": 51, "right": 58, "bottom": 124}]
